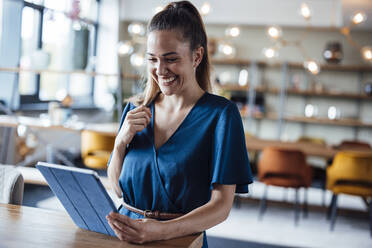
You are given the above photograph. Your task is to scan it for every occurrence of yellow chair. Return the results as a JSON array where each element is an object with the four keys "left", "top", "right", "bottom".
[
  {"left": 81, "top": 130, "right": 115, "bottom": 169},
  {"left": 326, "top": 151, "right": 372, "bottom": 236}
]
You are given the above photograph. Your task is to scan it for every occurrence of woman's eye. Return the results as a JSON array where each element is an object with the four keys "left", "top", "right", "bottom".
[
  {"left": 148, "top": 58, "right": 157, "bottom": 62},
  {"left": 166, "top": 58, "right": 178, "bottom": 62}
]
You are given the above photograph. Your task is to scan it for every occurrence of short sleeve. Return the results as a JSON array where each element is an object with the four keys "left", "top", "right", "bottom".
[
  {"left": 210, "top": 103, "right": 253, "bottom": 193},
  {"left": 107, "top": 102, "right": 133, "bottom": 166}
]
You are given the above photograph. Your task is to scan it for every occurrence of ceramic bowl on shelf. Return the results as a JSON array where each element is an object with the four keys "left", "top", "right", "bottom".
[{"left": 323, "top": 41, "right": 343, "bottom": 64}]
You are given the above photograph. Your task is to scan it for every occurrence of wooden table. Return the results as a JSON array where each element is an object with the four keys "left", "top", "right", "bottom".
[
  {"left": 0, "top": 203, "right": 203, "bottom": 248},
  {"left": 245, "top": 137, "right": 372, "bottom": 159},
  {"left": 0, "top": 115, "right": 119, "bottom": 136},
  {"left": 246, "top": 137, "right": 338, "bottom": 159}
]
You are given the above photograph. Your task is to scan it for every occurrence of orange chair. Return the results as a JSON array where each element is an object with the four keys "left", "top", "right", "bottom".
[
  {"left": 81, "top": 130, "right": 115, "bottom": 169},
  {"left": 326, "top": 151, "right": 372, "bottom": 236},
  {"left": 258, "top": 147, "right": 312, "bottom": 225}
]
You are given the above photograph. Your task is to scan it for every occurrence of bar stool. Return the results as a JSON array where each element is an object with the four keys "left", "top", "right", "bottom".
[
  {"left": 258, "top": 147, "right": 312, "bottom": 225},
  {"left": 326, "top": 151, "right": 372, "bottom": 237}
]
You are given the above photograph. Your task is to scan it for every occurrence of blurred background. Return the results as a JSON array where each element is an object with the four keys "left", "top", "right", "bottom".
[{"left": 1, "top": 0, "right": 372, "bottom": 247}]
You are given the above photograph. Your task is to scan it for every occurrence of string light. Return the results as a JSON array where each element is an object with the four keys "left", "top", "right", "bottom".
[
  {"left": 200, "top": 2, "right": 211, "bottom": 16},
  {"left": 263, "top": 47, "right": 278, "bottom": 59},
  {"left": 128, "top": 22, "right": 145, "bottom": 36},
  {"left": 304, "top": 60, "right": 320, "bottom": 75},
  {"left": 267, "top": 26, "right": 282, "bottom": 39},
  {"left": 117, "top": 41, "right": 133, "bottom": 56},
  {"left": 300, "top": 3, "right": 311, "bottom": 20},
  {"left": 351, "top": 12, "right": 366, "bottom": 25},
  {"left": 225, "top": 26, "right": 240, "bottom": 37},
  {"left": 154, "top": 6, "right": 163, "bottom": 14},
  {"left": 130, "top": 53, "right": 145, "bottom": 67},
  {"left": 218, "top": 43, "right": 236, "bottom": 57},
  {"left": 361, "top": 46, "right": 372, "bottom": 62}
]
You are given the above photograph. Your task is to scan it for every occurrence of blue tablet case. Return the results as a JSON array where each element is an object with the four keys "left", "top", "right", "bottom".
[{"left": 36, "top": 162, "right": 117, "bottom": 236}]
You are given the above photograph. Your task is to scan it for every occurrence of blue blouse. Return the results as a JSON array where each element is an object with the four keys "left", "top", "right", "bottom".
[{"left": 113, "top": 92, "right": 253, "bottom": 246}]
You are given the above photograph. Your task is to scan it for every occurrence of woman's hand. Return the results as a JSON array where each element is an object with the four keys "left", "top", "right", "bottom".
[
  {"left": 106, "top": 212, "right": 165, "bottom": 244},
  {"left": 115, "top": 105, "right": 152, "bottom": 150}
]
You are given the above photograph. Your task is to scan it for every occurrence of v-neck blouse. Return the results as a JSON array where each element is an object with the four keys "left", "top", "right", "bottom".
[
  {"left": 151, "top": 92, "right": 206, "bottom": 151},
  {"left": 115, "top": 92, "right": 253, "bottom": 216}
]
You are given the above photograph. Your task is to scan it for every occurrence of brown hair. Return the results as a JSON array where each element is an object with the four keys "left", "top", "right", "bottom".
[{"left": 128, "top": 1, "right": 211, "bottom": 106}]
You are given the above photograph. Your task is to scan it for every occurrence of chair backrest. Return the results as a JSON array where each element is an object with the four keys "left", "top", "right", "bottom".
[
  {"left": 336, "top": 140, "right": 371, "bottom": 151},
  {"left": 0, "top": 165, "right": 24, "bottom": 205},
  {"left": 81, "top": 130, "right": 115, "bottom": 158},
  {"left": 327, "top": 151, "right": 372, "bottom": 190},
  {"left": 258, "top": 147, "right": 312, "bottom": 187}
]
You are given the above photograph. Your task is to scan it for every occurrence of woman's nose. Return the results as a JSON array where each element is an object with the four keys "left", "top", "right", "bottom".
[{"left": 156, "top": 61, "right": 168, "bottom": 75}]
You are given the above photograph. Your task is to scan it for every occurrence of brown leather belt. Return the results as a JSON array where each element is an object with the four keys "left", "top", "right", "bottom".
[{"left": 122, "top": 201, "right": 183, "bottom": 220}]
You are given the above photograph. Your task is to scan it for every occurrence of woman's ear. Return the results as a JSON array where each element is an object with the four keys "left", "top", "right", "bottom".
[{"left": 193, "top": 46, "right": 204, "bottom": 69}]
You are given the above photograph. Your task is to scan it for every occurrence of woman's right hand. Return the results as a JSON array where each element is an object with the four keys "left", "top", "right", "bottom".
[{"left": 114, "top": 105, "right": 152, "bottom": 150}]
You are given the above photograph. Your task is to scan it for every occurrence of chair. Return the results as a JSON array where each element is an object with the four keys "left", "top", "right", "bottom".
[
  {"left": 81, "top": 130, "right": 115, "bottom": 169},
  {"left": 0, "top": 165, "right": 24, "bottom": 205},
  {"left": 326, "top": 151, "right": 372, "bottom": 236},
  {"left": 335, "top": 140, "right": 371, "bottom": 151},
  {"left": 258, "top": 147, "right": 312, "bottom": 225},
  {"left": 297, "top": 136, "right": 327, "bottom": 205}
]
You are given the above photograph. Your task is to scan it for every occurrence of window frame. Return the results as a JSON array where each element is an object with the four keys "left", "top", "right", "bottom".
[{"left": 19, "top": 0, "right": 100, "bottom": 111}]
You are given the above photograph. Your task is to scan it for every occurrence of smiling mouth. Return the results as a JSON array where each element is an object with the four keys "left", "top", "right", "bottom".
[{"left": 161, "top": 76, "right": 178, "bottom": 85}]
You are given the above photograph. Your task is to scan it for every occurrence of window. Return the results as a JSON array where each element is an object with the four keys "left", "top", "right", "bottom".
[{"left": 19, "top": 0, "right": 99, "bottom": 110}]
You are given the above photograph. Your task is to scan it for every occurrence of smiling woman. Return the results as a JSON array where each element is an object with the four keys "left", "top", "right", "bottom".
[{"left": 107, "top": 1, "right": 253, "bottom": 247}]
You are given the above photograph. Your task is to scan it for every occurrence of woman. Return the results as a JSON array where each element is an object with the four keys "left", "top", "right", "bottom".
[{"left": 106, "top": 1, "right": 252, "bottom": 247}]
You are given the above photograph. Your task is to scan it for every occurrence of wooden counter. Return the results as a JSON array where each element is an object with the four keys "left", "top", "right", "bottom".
[{"left": 0, "top": 203, "right": 203, "bottom": 248}]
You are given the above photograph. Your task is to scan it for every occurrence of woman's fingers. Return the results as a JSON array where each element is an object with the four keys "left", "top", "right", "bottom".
[
  {"left": 108, "top": 212, "right": 139, "bottom": 229},
  {"left": 128, "top": 117, "right": 149, "bottom": 126},
  {"left": 130, "top": 105, "right": 151, "bottom": 116}
]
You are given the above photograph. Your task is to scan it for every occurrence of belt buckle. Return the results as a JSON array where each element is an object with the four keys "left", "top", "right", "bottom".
[{"left": 143, "top": 210, "right": 152, "bottom": 218}]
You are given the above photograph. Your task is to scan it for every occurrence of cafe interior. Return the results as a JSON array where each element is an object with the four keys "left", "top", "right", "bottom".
[{"left": 1, "top": 0, "right": 372, "bottom": 247}]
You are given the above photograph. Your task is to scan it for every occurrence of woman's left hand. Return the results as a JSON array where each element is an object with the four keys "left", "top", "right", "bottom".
[{"left": 106, "top": 212, "right": 165, "bottom": 244}]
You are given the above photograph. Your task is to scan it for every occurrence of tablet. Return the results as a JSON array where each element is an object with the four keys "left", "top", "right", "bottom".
[{"left": 36, "top": 162, "right": 117, "bottom": 236}]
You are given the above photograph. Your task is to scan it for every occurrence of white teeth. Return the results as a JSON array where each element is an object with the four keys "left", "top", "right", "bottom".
[{"left": 162, "top": 76, "right": 176, "bottom": 83}]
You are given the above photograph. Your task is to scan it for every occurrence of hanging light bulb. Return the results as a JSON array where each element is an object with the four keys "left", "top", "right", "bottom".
[
  {"left": 128, "top": 22, "right": 145, "bottom": 36},
  {"left": 200, "top": 2, "right": 211, "bottom": 16},
  {"left": 154, "top": 6, "right": 163, "bottom": 14},
  {"left": 262, "top": 47, "right": 278, "bottom": 59},
  {"left": 225, "top": 26, "right": 240, "bottom": 38},
  {"left": 267, "top": 26, "right": 282, "bottom": 39},
  {"left": 218, "top": 43, "right": 236, "bottom": 57},
  {"left": 130, "top": 53, "right": 145, "bottom": 67},
  {"left": 361, "top": 46, "right": 372, "bottom": 61},
  {"left": 300, "top": 3, "right": 311, "bottom": 20},
  {"left": 117, "top": 41, "right": 134, "bottom": 56},
  {"left": 351, "top": 12, "right": 367, "bottom": 25},
  {"left": 304, "top": 60, "right": 320, "bottom": 74}
]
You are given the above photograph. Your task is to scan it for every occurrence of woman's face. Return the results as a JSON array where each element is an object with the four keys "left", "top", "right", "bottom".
[{"left": 147, "top": 30, "right": 202, "bottom": 96}]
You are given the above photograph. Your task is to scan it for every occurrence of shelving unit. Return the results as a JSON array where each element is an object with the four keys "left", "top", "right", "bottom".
[
  {"left": 211, "top": 58, "right": 372, "bottom": 141},
  {"left": 217, "top": 84, "right": 372, "bottom": 100}
]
